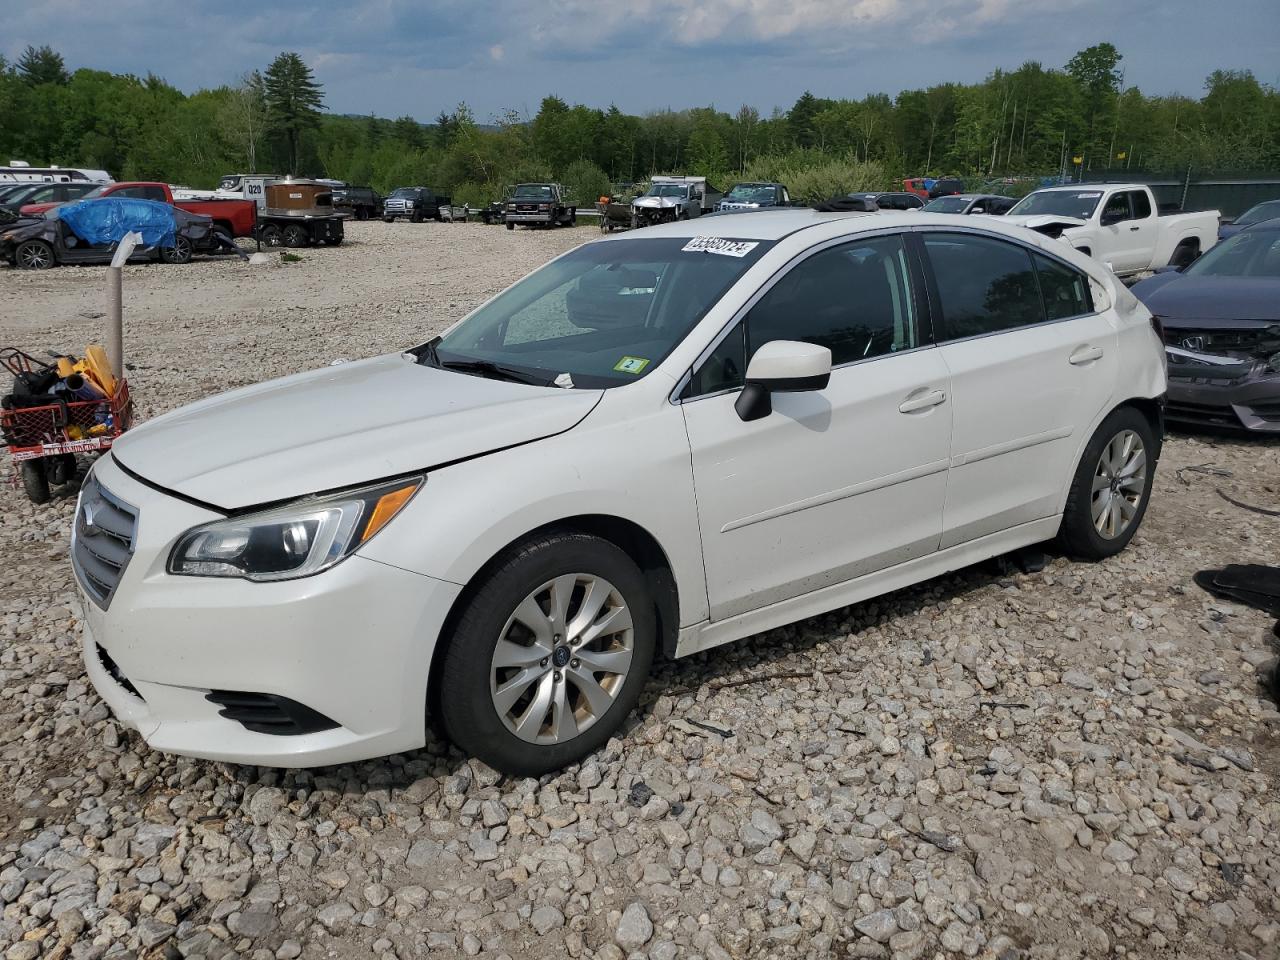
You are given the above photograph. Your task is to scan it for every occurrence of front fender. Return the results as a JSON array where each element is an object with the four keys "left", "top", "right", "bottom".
[{"left": 358, "top": 402, "right": 709, "bottom": 627}]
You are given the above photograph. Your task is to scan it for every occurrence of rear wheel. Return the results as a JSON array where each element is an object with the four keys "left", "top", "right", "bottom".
[
  {"left": 282, "top": 224, "right": 309, "bottom": 248},
  {"left": 1058, "top": 406, "right": 1157, "bottom": 559},
  {"left": 1170, "top": 240, "right": 1200, "bottom": 269},
  {"left": 20, "top": 461, "right": 50, "bottom": 504},
  {"left": 438, "top": 532, "right": 656, "bottom": 776},
  {"left": 355, "top": 206, "right": 369, "bottom": 221},
  {"left": 410, "top": 209, "right": 423, "bottom": 224},
  {"left": 259, "top": 224, "right": 283, "bottom": 247},
  {"left": 15, "top": 240, "right": 55, "bottom": 270},
  {"left": 160, "top": 235, "right": 192, "bottom": 264}
]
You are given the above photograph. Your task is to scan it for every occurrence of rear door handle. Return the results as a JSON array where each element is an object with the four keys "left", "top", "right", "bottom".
[
  {"left": 1069, "top": 345, "right": 1104, "bottom": 365},
  {"left": 899, "top": 389, "right": 946, "bottom": 413}
]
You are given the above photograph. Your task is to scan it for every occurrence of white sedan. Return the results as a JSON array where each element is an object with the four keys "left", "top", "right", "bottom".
[{"left": 75, "top": 210, "right": 1167, "bottom": 775}]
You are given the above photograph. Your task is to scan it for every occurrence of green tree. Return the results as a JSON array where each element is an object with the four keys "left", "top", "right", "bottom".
[
  {"left": 788, "top": 91, "right": 821, "bottom": 148},
  {"left": 1065, "top": 42, "right": 1122, "bottom": 168},
  {"left": 17, "top": 45, "right": 69, "bottom": 86},
  {"left": 262, "top": 52, "right": 324, "bottom": 174}
]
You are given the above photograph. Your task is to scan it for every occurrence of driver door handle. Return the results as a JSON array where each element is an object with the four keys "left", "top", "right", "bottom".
[
  {"left": 899, "top": 389, "right": 946, "bottom": 413},
  {"left": 1070, "top": 345, "right": 1104, "bottom": 365},
  {"left": 1128, "top": 226, "right": 1141, "bottom": 231}
]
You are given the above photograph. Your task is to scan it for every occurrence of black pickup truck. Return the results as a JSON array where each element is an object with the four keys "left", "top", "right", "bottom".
[
  {"left": 332, "top": 185, "right": 382, "bottom": 220},
  {"left": 382, "top": 186, "right": 451, "bottom": 223},
  {"left": 505, "top": 183, "right": 576, "bottom": 229}
]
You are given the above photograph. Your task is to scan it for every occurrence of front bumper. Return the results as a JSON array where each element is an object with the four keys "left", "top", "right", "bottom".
[
  {"left": 1166, "top": 371, "right": 1280, "bottom": 432},
  {"left": 76, "top": 454, "right": 462, "bottom": 767},
  {"left": 506, "top": 211, "right": 554, "bottom": 223}
]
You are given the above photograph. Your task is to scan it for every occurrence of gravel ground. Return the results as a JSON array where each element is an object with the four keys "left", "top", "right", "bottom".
[{"left": 0, "top": 221, "right": 1278, "bottom": 960}]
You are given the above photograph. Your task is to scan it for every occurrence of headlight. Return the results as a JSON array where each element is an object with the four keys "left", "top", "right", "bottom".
[{"left": 168, "top": 477, "right": 421, "bottom": 581}]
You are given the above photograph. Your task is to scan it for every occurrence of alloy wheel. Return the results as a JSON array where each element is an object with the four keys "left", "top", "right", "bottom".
[
  {"left": 489, "top": 573, "right": 634, "bottom": 744},
  {"left": 1091, "top": 429, "right": 1147, "bottom": 539},
  {"left": 17, "top": 242, "right": 53, "bottom": 269}
]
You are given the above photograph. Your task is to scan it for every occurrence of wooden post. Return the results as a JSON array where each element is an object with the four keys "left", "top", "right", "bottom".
[{"left": 107, "top": 266, "right": 123, "bottom": 381}]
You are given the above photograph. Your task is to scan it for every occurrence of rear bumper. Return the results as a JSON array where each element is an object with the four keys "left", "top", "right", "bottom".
[{"left": 1166, "top": 374, "right": 1280, "bottom": 432}]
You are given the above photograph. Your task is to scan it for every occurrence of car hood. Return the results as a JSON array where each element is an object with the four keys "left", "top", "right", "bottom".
[
  {"left": 110, "top": 353, "right": 603, "bottom": 510},
  {"left": 633, "top": 196, "right": 682, "bottom": 209},
  {"left": 1001, "top": 214, "right": 1089, "bottom": 233},
  {"left": 1130, "top": 275, "right": 1280, "bottom": 324}
]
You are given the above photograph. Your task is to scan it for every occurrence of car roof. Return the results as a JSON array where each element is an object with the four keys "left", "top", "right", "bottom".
[
  {"left": 598, "top": 208, "right": 1060, "bottom": 243},
  {"left": 1037, "top": 183, "right": 1135, "bottom": 192},
  {"left": 1242, "top": 218, "right": 1280, "bottom": 233}
]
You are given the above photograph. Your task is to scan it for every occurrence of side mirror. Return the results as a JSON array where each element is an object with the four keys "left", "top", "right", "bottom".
[
  {"left": 970, "top": 207, "right": 985, "bottom": 214},
  {"left": 734, "top": 340, "right": 832, "bottom": 422}
]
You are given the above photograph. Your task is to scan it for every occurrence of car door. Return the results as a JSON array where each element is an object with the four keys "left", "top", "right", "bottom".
[
  {"left": 680, "top": 232, "right": 953, "bottom": 621},
  {"left": 919, "top": 231, "right": 1117, "bottom": 548},
  {"left": 1097, "top": 191, "right": 1142, "bottom": 272},
  {"left": 1122, "top": 190, "right": 1158, "bottom": 269}
]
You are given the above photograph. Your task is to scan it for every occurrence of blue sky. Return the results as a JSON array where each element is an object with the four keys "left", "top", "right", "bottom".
[{"left": 6, "top": 0, "right": 1279, "bottom": 122}]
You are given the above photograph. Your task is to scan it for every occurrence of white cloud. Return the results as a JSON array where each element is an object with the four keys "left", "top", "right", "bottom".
[{"left": 489, "top": 44, "right": 505, "bottom": 61}]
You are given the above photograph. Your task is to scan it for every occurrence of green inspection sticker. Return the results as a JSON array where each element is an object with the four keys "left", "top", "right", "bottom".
[{"left": 613, "top": 356, "right": 650, "bottom": 374}]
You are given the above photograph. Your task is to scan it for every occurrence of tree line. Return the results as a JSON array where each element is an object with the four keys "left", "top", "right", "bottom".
[{"left": 1, "top": 43, "right": 1276, "bottom": 207}]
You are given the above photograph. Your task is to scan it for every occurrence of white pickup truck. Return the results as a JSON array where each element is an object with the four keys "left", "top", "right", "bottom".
[{"left": 1002, "top": 183, "right": 1219, "bottom": 277}]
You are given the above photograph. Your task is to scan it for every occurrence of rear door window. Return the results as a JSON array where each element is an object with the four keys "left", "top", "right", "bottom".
[
  {"left": 922, "top": 233, "right": 1044, "bottom": 338},
  {"left": 1129, "top": 190, "right": 1152, "bottom": 219}
]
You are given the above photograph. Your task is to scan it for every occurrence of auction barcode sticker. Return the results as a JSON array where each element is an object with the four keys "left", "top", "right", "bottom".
[{"left": 682, "top": 237, "right": 759, "bottom": 258}]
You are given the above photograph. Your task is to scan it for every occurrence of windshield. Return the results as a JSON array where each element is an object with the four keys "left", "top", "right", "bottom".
[
  {"left": 923, "top": 196, "right": 970, "bottom": 213},
  {"left": 514, "top": 184, "right": 553, "bottom": 199},
  {"left": 433, "top": 236, "right": 773, "bottom": 387},
  {"left": 1236, "top": 201, "right": 1280, "bottom": 226},
  {"left": 389, "top": 188, "right": 417, "bottom": 198},
  {"left": 1184, "top": 229, "right": 1280, "bottom": 278},
  {"left": 218, "top": 176, "right": 241, "bottom": 191},
  {"left": 647, "top": 184, "right": 688, "bottom": 198},
  {"left": 1008, "top": 190, "right": 1101, "bottom": 220},
  {"left": 725, "top": 184, "right": 775, "bottom": 203},
  {"left": 80, "top": 186, "right": 110, "bottom": 200}
]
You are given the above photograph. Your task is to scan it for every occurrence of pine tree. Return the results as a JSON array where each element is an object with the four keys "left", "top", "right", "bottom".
[
  {"left": 16, "top": 45, "right": 69, "bottom": 86},
  {"left": 262, "top": 52, "right": 324, "bottom": 174}
]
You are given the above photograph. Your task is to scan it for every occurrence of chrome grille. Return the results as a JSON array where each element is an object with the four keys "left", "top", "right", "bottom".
[{"left": 72, "top": 474, "right": 137, "bottom": 609}]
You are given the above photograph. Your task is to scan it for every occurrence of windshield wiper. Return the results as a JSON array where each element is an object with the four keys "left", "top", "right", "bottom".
[
  {"left": 416, "top": 337, "right": 551, "bottom": 386},
  {"left": 440, "top": 358, "right": 551, "bottom": 386}
]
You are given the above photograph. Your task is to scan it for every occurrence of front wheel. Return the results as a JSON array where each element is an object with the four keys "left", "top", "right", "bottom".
[
  {"left": 506, "top": 221, "right": 515, "bottom": 231},
  {"left": 382, "top": 217, "right": 395, "bottom": 223},
  {"left": 438, "top": 532, "right": 656, "bottom": 776},
  {"left": 259, "top": 224, "right": 283, "bottom": 247},
  {"left": 15, "top": 240, "right": 55, "bottom": 270},
  {"left": 1058, "top": 406, "right": 1157, "bottom": 559}
]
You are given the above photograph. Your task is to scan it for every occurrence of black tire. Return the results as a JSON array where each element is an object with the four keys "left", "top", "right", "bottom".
[
  {"left": 355, "top": 207, "right": 369, "bottom": 222},
  {"left": 410, "top": 209, "right": 423, "bottom": 224},
  {"left": 259, "top": 224, "right": 283, "bottom": 247},
  {"left": 49, "top": 454, "right": 76, "bottom": 486},
  {"left": 1170, "top": 241, "right": 1199, "bottom": 269},
  {"left": 21, "top": 461, "right": 50, "bottom": 504},
  {"left": 438, "top": 532, "right": 656, "bottom": 776},
  {"left": 1057, "top": 406, "right": 1158, "bottom": 560},
  {"left": 382, "top": 217, "right": 395, "bottom": 223},
  {"left": 506, "top": 221, "right": 515, "bottom": 231},
  {"left": 282, "top": 224, "right": 308, "bottom": 248},
  {"left": 15, "top": 240, "right": 55, "bottom": 270},
  {"left": 160, "top": 235, "right": 193, "bottom": 264}
]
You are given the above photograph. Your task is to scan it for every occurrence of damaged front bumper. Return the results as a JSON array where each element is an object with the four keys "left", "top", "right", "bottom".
[{"left": 1164, "top": 341, "right": 1280, "bottom": 432}]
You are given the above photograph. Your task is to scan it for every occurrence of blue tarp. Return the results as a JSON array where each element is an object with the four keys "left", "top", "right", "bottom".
[{"left": 53, "top": 197, "right": 177, "bottom": 249}]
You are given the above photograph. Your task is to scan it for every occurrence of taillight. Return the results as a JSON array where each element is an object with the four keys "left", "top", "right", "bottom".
[{"left": 1150, "top": 315, "right": 1165, "bottom": 344}]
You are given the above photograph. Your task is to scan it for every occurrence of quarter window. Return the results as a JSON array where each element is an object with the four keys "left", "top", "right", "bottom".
[
  {"left": 922, "top": 233, "right": 1042, "bottom": 338},
  {"left": 1129, "top": 190, "right": 1152, "bottom": 219},
  {"left": 1034, "top": 253, "right": 1092, "bottom": 320}
]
